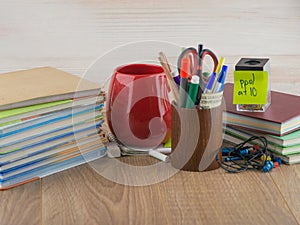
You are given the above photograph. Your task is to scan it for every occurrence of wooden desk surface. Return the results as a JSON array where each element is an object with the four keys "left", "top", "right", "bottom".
[{"left": 0, "top": 1, "right": 299, "bottom": 224}]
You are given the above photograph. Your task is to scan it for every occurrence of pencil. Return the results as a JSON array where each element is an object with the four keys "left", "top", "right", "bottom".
[
  {"left": 159, "top": 52, "right": 172, "bottom": 72},
  {"left": 158, "top": 52, "right": 179, "bottom": 103}
]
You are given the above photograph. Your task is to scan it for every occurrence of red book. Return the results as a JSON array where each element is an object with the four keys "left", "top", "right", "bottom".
[{"left": 223, "top": 83, "right": 300, "bottom": 136}]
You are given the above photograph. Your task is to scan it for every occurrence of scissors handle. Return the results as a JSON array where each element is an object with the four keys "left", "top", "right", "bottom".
[
  {"left": 177, "top": 47, "right": 198, "bottom": 76},
  {"left": 196, "top": 48, "right": 218, "bottom": 105},
  {"left": 199, "top": 49, "right": 218, "bottom": 74},
  {"left": 177, "top": 45, "right": 219, "bottom": 105},
  {"left": 178, "top": 48, "right": 218, "bottom": 78}
]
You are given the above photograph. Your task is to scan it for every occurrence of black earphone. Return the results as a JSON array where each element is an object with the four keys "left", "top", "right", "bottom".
[{"left": 216, "top": 136, "right": 273, "bottom": 173}]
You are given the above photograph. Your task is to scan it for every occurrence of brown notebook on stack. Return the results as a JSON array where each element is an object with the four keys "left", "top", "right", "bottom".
[
  {"left": 0, "top": 67, "right": 101, "bottom": 110},
  {"left": 223, "top": 83, "right": 300, "bottom": 136}
]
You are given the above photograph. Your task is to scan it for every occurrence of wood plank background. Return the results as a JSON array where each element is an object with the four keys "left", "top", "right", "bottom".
[{"left": 0, "top": 0, "right": 299, "bottom": 224}]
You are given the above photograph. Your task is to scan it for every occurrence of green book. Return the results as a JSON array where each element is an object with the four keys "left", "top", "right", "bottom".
[
  {"left": 0, "top": 100, "right": 71, "bottom": 120},
  {"left": 269, "top": 152, "right": 300, "bottom": 165},
  {"left": 268, "top": 130, "right": 300, "bottom": 147},
  {"left": 224, "top": 126, "right": 300, "bottom": 155},
  {"left": 225, "top": 126, "right": 300, "bottom": 147},
  {"left": 0, "top": 100, "right": 72, "bottom": 125}
]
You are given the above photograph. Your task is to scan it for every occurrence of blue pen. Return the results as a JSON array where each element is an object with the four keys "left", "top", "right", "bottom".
[
  {"left": 212, "top": 65, "right": 228, "bottom": 93},
  {"left": 203, "top": 72, "right": 216, "bottom": 94},
  {"left": 219, "top": 68, "right": 228, "bottom": 92}
]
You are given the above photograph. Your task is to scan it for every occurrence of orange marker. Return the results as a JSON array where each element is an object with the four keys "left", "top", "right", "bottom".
[{"left": 178, "top": 58, "right": 190, "bottom": 107}]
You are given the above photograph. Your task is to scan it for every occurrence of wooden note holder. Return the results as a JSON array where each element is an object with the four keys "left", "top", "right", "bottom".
[{"left": 171, "top": 103, "right": 223, "bottom": 172}]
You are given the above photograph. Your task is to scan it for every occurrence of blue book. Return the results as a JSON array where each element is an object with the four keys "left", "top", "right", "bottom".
[
  {"left": 0, "top": 103, "right": 103, "bottom": 137},
  {"left": 0, "top": 109, "right": 103, "bottom": 148},
  {"left": 0, "top": 121, "right": 104, "bottom": 165},
  {"left": 0, "top": 146, "right": 107, "bottom": 190}
]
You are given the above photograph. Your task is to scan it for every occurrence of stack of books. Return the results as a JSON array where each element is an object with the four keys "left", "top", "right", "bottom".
[
  {"left": 223, "top": 83, "right": 300, "bottom": 164},
  {"left": 0, "top": 67, "right": 107, "bottom": 190}
]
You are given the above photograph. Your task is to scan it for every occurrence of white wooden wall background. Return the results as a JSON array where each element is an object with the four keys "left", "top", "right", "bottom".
[
  {"left": 0, "top": 2, "right": 300, "bottom": 224},
  {"left": 0, "top": 0, "right": 299, "bottom": 93}
]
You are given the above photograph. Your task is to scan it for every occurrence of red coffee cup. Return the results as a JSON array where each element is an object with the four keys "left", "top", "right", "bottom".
[{"left": 106, "top": 64, "right": 171, "bottom": 149}]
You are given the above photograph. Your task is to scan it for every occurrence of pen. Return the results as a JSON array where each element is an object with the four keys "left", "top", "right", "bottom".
[
  {"left": 219, "top": 68, "right": 228, "bottom": 92},
  {"left": 215, "top": 57, "right": 225, "bottom": 77},
  {"left": 185, "top": 75, "right": 200, "bottom": 108},
  {"left": 178, "top": 57, "right": 190, "bottom": 108},
  {"left": 212, "top": 57, "right": 225, "bottom": 91},
  {"left": 195, "top": 44, "right": 204, "bottom": 105},
  {"left": 203, "top": 72, "right": 216, "bottom": 94},
  {"left": 212, "top": 65, "right": 228, "bottom": 93}
]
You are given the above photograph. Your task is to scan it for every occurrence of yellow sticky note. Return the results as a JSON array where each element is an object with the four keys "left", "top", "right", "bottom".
[{"left": 233, "top": 71, "right": 268, "bottom": 104}]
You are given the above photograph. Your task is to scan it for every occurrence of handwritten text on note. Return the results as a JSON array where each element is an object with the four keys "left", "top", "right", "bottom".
[{"left": 233, "top": 71, "right": 268, "bottom": 104}]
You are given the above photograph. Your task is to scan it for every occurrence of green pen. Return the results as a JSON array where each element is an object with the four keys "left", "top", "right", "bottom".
[{"left": 185, "top": 75, "right": 200, "bottom": 108}]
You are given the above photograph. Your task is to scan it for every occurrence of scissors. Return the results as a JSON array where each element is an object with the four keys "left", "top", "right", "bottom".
[{"left": 177, "top": 44, "right": 218, "bottom": 102}]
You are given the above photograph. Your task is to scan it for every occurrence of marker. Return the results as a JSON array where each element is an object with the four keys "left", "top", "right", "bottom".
[
  {"left": 203, "top": 72, "right": 216, "bottom": 94},
  {"left": 171, "top": 71, "right": 180, "bottom": 86},
  {"left": 212, "top": 65, "right": 228, "bottom": 93},
  {"left": 178, "top": 58, "right": 190, "bottom": 107},
  {"left": 185, "top": 75, "right": 199, "bottom": 108}
]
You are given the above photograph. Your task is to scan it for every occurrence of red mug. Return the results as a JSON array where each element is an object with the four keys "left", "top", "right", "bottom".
[{"left": 106, "top": 64, "right": 171, "bottom": 149}]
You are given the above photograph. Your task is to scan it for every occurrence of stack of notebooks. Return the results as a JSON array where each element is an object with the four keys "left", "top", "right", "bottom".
[
  {"left": 0, "top": 67, "right": 107, "bottom": 190},
  {"left": 223, "top": 83, "right": 300, "bottom": 164}
]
